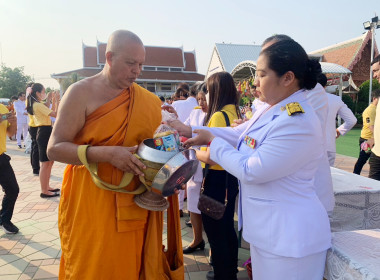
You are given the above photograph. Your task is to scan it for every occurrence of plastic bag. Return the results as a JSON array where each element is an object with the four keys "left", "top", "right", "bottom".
[{"left": 153, "top": 110, "right": 180, "bottom": 152}]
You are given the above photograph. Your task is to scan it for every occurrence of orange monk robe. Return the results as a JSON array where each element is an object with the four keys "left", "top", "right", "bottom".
[{"left": 58, "top": 84, "right": 181, "bottom": 280}]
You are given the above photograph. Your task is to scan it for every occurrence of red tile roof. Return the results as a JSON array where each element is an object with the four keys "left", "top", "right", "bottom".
[
  {"left": 144, "top": 46, "right": 184, "bottom": 67},
  {"left": 310, "top": 31, "right": 378, "bottom": 71},
  {"left": 51, "top": 68, "right": 101, "bottom": 79},
  {"left": 98, "top": 42, "right": 106, "bottom": 64},
  {"left": 184, "top": 52, "right": 196, "bottom": 71},
  {"left": 138, "top": 70, "right": 204, "bottom": 82},
  {"left": 52, "top": 69, "right": 204, "bottom": 82},
  {"left": 83, "top": 46, "right": 98, "bottom": 67}
]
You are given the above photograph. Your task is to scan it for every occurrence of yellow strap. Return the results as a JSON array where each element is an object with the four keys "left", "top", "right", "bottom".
[{"left": 77, "top": 145, "right": 146, "bottom": 194}]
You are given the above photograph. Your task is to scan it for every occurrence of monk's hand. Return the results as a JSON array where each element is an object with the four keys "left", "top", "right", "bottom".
[
  {"left": 167, "top": 119, "right": 192, "bottom": 138},
  {"left": 195, "top": 148, "right": 217, "bottom": 165},
  {"left": 183, "top": 129, "right": 214, "bottom": 149},
  {"left": 110, "top": 146, "right": 146, "bottom": 176}
]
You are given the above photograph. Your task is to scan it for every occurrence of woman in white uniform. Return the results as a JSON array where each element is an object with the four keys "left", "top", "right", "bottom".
[
  {"left": 171, "top": 39, "right": 331, "bottom": 280},
  {"left": 182, "top": 83, "right": 208, "bottom": 254}
]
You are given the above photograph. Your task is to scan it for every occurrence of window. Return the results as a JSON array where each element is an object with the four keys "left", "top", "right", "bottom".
[
  {"left": 170, "top": 68, "right": 182, "bottom": 72},
  {"left": 157, "top": 67, "right": 169, "bottom": 71},
  {"left": 160, "top": 83, "right": 172, "bottom": 91},
  {"left": 147, "top": 83, "right": 156, "bottom": 92},
  {"left": 143, "top": 66, "right": 156, "bottom": 71}
]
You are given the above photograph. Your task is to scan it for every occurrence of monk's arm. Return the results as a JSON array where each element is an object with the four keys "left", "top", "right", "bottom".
[{"left": 47, "top": 84, "right": 145, "bottom": 175}]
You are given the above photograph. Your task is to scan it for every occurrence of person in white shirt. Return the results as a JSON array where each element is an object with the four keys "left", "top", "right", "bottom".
[
  {"left": 171, "top": 38, "right": 331, "bottom": 280},
  {"left": 326, "top": 90, "right": 357, "bottom": 166},
  {"left": 250, "top": 86, "right": 266, "bottom": 115},
  {"left": 182, "top": 83, "right": 207, "bottom": 255},
  {"left": 171, "top": 83, "right": 200, "bottom": 215},
  {"left": 171, "top": 85, "right": 199, "bottom": 123},
  {"left": 14, "top": 92, "right": 29, "bottom": 149}
]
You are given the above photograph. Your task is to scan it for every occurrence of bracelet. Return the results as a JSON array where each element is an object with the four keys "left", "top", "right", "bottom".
[{"left": 207, "top": 140, "right": 212, "bottom": 147}]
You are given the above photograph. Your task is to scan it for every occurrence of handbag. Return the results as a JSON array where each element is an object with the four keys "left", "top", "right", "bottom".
[{"left": 197, "top": 111, "right": 230, "bottom": 220}]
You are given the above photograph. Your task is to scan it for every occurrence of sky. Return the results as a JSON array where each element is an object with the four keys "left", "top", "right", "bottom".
[{"left": 0, "top": 0, "right": 379, "bottom": 89}]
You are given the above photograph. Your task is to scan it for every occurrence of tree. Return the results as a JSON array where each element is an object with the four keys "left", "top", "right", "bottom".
[
  {"left": 0, "top": 64, "right": 33, "bottom": 98},
  {"left": 61, "top": 72, "right": 82, "bottom": 94},
  {"left": 356, "top": 79, "right": 380, "bottom": 113}
]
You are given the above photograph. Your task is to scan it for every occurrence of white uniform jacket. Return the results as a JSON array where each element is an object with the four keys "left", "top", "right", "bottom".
[
  {"left": 172, "top": 97, "right": 199, "bottom": 123},
  {"left": 306, "top": 84, "right": 335, "bottom": 211},
  {"left": 194, "top": 90, "right": 331, "bottom": 258},
  {"left": 184, "top": 107, "right": 206, "bottom": 183},
  {"left": 326, "top": 94, "right": 357, "bottom": 153},
  {"left": 14, "top": 100, "right": 28, "bottom": 124}
]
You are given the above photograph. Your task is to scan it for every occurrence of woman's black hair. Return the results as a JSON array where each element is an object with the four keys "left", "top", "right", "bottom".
[
  {"left": 261, "top": 40, "right": 321, "bottom": 90},
  {"left": 203, "top": 72, "right": 242, "bottom": 126},
  {"left": 262, "top": 34, "right": 292, "bottom": 47},
  {"left": 197, "top": 82, "right": 207, "bottom": 94},
  {"left": 26, "top": 83, "right": 44, "bottom": 115},
  {"left": 317, "top": 73, "right": 328, "bottom": 87}
]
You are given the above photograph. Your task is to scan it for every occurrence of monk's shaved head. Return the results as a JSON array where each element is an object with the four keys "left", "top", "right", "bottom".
[
  {"left": 104, "top": 30, "right": 145, "bottom": 89},
  {"left": 106, "top": 30, "right": 144, "bottom": 55}
]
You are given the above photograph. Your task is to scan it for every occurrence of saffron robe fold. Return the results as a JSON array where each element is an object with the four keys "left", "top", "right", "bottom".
[{"left": 58, "top": 84, "right": 182, "bottom": 280}]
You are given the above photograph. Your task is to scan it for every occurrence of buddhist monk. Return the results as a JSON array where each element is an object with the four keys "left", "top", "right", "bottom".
[{"left": 47, "top": 30, "right": 183, "bottom": 280}]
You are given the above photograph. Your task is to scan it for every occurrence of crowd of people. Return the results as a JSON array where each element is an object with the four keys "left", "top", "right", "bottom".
[{"left": 1, "top": 29, "right": 380, "bottom": 280}]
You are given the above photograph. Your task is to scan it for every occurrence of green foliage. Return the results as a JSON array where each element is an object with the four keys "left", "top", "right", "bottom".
[
  {"left": 341, "top": 94, "right": 355, "bottom": 113},
  {"left": 355, "top": 113, "right": 363, "bottom": 125},
  {"left": 356, "top": 101, "right": 368, "bottom": 116},
  {"left": 61, "top": 72, "right": 82, "bottom": 94},
  {"left": 357, "top": 79, "right": 380, "bottom": 103},
  {"left": 239, "top": 96, "right": 252, "bottom": 106},
  {"left": 0, "top": 64, "right": 33, "bottom": 98}
]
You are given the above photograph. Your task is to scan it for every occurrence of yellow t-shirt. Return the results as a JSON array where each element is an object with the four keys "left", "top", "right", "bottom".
[
  {"left": 361, "top": 104, "right": 376, "bottom": 139},
  {"left": 372, "top": 103, "right": 380, "bottom": 156},
  {"left": 32, "top": 102, "right": 52, "bottom": 127},
  {"left": 202, "top": 104, "right": 239, "bottom": 170},
  {"left": 0, "top": 104, "right": 10, "bottom": 155}
]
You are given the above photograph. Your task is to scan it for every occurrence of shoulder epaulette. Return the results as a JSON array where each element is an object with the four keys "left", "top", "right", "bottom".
[
  {"left": 285, "top": 102, "right": 304, "bottom": 116},
  {"left": 194, "top": 106, "right": 201, "bottom": 109}
]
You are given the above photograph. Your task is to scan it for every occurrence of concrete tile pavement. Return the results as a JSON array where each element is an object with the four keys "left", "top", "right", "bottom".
[{"left": 0, "top": 139, "right": 369, "bottom": 279}]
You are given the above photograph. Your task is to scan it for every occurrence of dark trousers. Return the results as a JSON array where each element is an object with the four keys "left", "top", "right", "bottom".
[
  {"left": 29, "top": 126, "right": 40, "bottom": 173},
  {"left": 0, "top": 153, "right": 19, "bottom": 224},
  {"left": 353, "top": 137, "right": 371, "bottom": 175},
  {"left": 201, "top": 169, "right": 239, "bottom": 280},
  {"left": 369, "top": 152, "right": 380, "bottom": 181}
]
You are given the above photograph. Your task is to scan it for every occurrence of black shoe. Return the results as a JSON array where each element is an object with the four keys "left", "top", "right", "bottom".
[
  {"left": 18, "top": 145, "right": 22, "bottom": 149},
  {"left": 49, "top": 188, "right": 60, "bottom": 192},
  {"left": 206, "top": 270, "right": 214, "bottom": 280},
  {"left": 185, "top": 219, "right": 192, "bottom": 227},
  {"left": 40, "top": 192, "right": 60, "bottom": 198},
  {"left": 183, "top": 240, "right": 205, "bottom": 254},
  {"left": 33, "top": 169, "right": 39, "bottom": 176},
  {"left": 179, "top": 210, "right": 184, "bottom": 217},
  {"left": 2, "top": 221, "right": 19, "bottom": 234}
]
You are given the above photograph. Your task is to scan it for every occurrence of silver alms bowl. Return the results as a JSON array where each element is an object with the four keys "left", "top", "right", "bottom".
[
  {"left": 151, "top": 149, "right": 199, "bottom": 196},
  {"left": 137, "top": 138, "right": 178, "bottom": 164}
]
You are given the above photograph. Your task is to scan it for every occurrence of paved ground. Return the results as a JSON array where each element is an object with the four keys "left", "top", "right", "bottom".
[{"left": 0, "top": 139, "right": 369, "bottom": 280}]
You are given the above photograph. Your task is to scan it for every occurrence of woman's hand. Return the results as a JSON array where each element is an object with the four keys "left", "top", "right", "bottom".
[
  {"left": 195, "top": 148, "right": 217, "bottom": 165},
  {"left": 183, "top": 129, "right": 215, "bottom": 148},
  {"left": 167, "top": 119, "right": 192, "bottom": 138},
  {"left": 161, "top": 105, "right": 178, "bottom": 118}
]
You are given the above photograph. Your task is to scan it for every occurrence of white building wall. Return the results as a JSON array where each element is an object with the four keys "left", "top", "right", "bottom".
[{"left": 206, "top": 49, "right": 224, "bottom": 79}]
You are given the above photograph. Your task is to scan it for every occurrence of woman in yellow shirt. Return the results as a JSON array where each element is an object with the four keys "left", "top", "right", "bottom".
[
  {"left": 201, "top": 72, "right": 241, "bottom": 280},
  {"left": 26, "top": 83, "right": 59, "bottom": 198}
]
